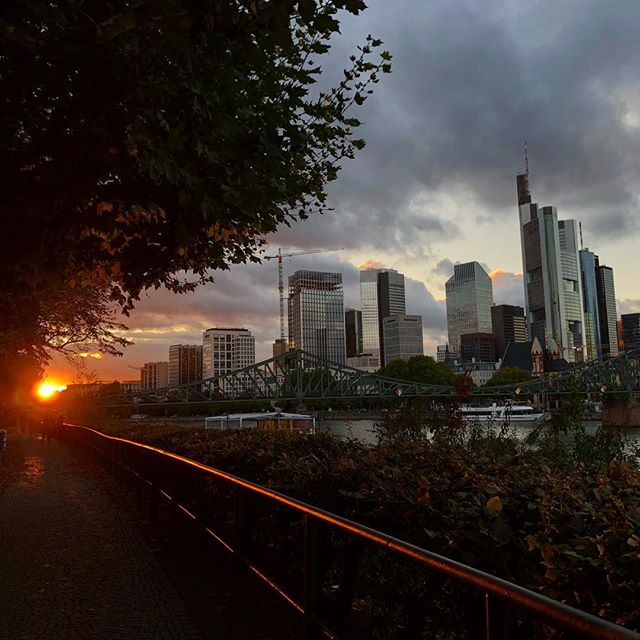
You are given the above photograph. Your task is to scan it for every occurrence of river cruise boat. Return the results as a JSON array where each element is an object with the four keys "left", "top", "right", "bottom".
[
  {"left": 461, "top": 403, "right": 549, "bottom": 425},
  {"left": 204, "top": 411, "right": 316, "bottom": 433}
]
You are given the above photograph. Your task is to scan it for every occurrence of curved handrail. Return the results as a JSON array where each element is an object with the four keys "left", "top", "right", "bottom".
[{"left": 65, "top": 423, "right": 640, "bottom": 640}]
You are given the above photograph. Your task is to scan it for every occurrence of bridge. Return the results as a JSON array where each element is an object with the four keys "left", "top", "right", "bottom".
[{"left": 115, "top": 349, "right": 640, "bottom": 405}]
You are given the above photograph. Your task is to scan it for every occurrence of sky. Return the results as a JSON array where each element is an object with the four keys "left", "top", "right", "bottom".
[{"left": 48, "top": 0, "right": 640, "bottom": 384}]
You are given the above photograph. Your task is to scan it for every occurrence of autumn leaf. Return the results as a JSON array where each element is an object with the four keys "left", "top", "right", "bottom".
[{"left": 486, "top": 496, "right": 502, "bottom": 515}]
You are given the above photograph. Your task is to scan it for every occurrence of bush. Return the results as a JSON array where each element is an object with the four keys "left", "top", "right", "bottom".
[{"left": 89, "top": 418, "right": 640, "bottom": 633}]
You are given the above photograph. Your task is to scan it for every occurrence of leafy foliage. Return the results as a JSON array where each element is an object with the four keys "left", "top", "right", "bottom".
[
  {"left": 91, "top": 419, "right": 640, "bottom": 633},
  {"left": 1, "top": 0, "right": 390, "bottom": 306},
  {"left": 379, "top": 356, "right": 455, "bottom": 386},
  {"left": 0, "top": 1, "right": 390, "bottom": 386},
  {"left": 484, "top": 366, "right": 533, "bottom": 387}
]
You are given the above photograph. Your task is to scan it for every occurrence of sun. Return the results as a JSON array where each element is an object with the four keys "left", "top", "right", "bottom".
[{"left": 36, "top": 382, "right": 67, "bottom": 400}]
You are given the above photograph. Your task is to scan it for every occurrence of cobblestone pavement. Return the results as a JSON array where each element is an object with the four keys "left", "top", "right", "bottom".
[{"left": 0, "top": 433, "right": 203, "bottom": 640}]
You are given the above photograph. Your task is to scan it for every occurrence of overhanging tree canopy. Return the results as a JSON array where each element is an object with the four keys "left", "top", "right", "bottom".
[{"left": 0, "top": 0, "right": 390, "bottom": 373}]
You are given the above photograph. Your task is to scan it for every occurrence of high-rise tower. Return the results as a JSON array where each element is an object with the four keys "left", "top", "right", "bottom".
[
  {"left": 445, "top": 261, "right": 493, "bottom": 355},
  {"left": 516, "top": 157, "right": 585, "bottom": 362},
  {"left": 579, "top": 249, "right": 601, "bottom": 360},
  {"left": 359, "top": 268, "right": 406, "bottom": 366},
  {"left": 596, "top": 261, "right": 619, "bottom": 357},
  {"left": 288, "top": 270, "right": 346, "bottom": 363}
]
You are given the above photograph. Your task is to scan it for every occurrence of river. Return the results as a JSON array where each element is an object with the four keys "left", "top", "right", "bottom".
[{"left": 318, "top": 418, "right": 640, "bottom": 451}]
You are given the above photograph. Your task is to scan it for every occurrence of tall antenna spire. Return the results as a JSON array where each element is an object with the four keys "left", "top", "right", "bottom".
[{"left": 516, "top": 141, "right": 532, "bottom": 206}]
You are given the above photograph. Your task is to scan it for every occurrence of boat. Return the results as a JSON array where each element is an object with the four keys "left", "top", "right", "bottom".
[
  {"left": 204, "top": 411, "right": 316, "bottom": 433},
  {"left": 460, "top": 403, "right": 549, "bottom": 425}
]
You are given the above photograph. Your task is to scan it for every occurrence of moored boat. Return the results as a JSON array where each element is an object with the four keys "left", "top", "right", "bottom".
[
  {"left": 204, "top": 411, "right": 316, "bottom": 433},
  {"left": 461, "top": 403, "right": 549, "bottom": 425}
]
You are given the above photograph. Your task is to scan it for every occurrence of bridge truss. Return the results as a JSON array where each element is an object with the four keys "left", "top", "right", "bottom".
[
  {"left": 116, "top": 350, "right": 640, "bottom": 406},
  {"left": 119, "top": 350, "right": 452, "bottom": 406}
]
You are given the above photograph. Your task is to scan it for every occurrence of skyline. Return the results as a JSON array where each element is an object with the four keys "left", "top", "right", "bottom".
[{"left": 47, "top": 0, "right": 640, "bottom": 383}]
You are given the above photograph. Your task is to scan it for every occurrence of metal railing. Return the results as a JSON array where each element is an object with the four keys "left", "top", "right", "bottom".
[{"left": 64, "top": 424, "right": 640, "bottom": 640}]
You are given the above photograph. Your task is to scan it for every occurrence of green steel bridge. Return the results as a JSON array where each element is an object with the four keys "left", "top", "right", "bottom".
[{"left": 117, "top": 349, "right": 640, "bottom": 406}]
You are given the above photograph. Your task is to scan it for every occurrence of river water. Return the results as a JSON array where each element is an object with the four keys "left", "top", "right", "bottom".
[{"left": 318, "top": 418, "right": 640, "bottom": 451}]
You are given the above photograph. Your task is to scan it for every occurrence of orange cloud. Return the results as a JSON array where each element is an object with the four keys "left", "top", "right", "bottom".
[
  {"left": 358, "top": 260, "right": 386, "bottom": 270},
  {"left": 77, "top": 352, "right": 103, "bottom": 359},
  {"left": 489, "top": 268, "right": 523, "bottom": 279}
]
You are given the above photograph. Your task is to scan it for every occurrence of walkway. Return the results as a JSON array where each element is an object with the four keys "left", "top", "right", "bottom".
[{"left": 0, "top": 432, "right": 203, "bottom": 640}]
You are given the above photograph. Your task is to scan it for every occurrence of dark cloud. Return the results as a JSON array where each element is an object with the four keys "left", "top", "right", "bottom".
[
  {"left": 312, "top": 0, "right": 640, "bottom": 245},
  {"left": 431, "top": 258, "right": 454, "bottom": 279},
  {"left": 49, "top": 1, "right": 640, "bottom": 380}
]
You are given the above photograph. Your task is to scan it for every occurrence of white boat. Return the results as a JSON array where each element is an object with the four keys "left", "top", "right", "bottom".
[
  {"left": 461, "top": 403, "right": 549, "bottom": 425},
  {"left": 204, "top": 411, "right": 316, "bottom": 433}
]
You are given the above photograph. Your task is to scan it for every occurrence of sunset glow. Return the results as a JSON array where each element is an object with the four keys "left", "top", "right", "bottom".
[{"left": 36, "top": 382, "right": 67, "bottom": 399}]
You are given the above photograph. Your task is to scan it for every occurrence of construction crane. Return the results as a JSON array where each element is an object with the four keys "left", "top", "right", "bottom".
[{"left": 263, "top": 247, "right": 344, "bottom": 341}]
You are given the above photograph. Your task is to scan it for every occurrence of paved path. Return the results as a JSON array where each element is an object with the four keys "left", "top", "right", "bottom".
[{"left": 0, "top": 432, "right": 203, "bottom": 640}]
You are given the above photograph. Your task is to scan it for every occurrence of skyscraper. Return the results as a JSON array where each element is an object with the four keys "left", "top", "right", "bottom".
[
  {"left": 445, "top": 261, "right": 493, "bottom": 355},
  {"left": 168, "top": 344, "right": 203, "bottom": 386},
  {"left": 345, "top": 308, "right": 363, "bottom": 358},
  {"left": 491, "top": 304, "right": 527, "bottom": 360},
  {"left": 516, "top": 168, "right": 585, "bottom": 362},
  {"left": 382, "top": 315, "right": 424, "bottom": 363},
  {"left": 288, "top": 270, "right": 346, "bottom": 363},
  {"left": 359, "top": 268, "right": 406, "bottom": 365},
  {"left": 202, "top": 327, "right": 255, "bottom": 379},
  {"left": 579, "top": 249, "right": 601, "bottom": 360},
  {"left": 558, "top": 220, "right": 586, "bottom": 361},
  {"left": 621, "top": 313, "right": 640, "bottom": 352},
  {"left": 460, "top": 332, "right": 497, "bottom": 363},
  {"left": 596, "top": 262, "right": 619, "bottom": 356}
]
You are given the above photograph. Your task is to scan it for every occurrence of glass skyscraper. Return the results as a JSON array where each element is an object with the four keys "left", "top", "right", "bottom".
[
  {"left": 579, "top": 249, "right": 601, "bottom": 360},
  {"left": 596, "top": 262, "right": 619, "bottom": 357},
  {"left": 445, "top": 261, "right": 493, "bottom": 355},
  {"left": 517, "top": 172, "right": 586, "bottom": 362},
  {"left": 288, "top": 270, "right": 346, "bottom": 363},
  {"left": 359, "top": 268, "right": 406, "bottom": 366}
]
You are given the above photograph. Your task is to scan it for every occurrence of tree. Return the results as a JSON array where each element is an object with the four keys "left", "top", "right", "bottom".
[
  {"left": 0, "top": 279, "right": 131, "bottom": 392},
  {"left": 484, "top": 367, "right": 532, "bottom": 387},
  {"left": 0, "top": 1, "right": 390, "bottom": 388},
  {"left": 379, "top": 356, "right": 455, "bottom": 386},
  {"left": 1, "top": 2, "right": 389, "bottom": 301}
]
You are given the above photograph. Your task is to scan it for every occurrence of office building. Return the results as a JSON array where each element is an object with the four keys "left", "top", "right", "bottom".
[
  {"left": 617, "top": 319, "right": 624, "bottom": 351},
  {"left": 460, "top": 332, "right": 497, "bottom": 363},
  {"left": 359, "top": 268, "right": 406, "bottom": 366},
  {"left": 596, "top": 262, "right": 619, "bottom": 357},
  {"left": 345, "top": 308, "right": 363, "bottom": 358},
  {"left": 445, "top": 262, "right": 493, "bottom": 355},
  {"left": 346, "top": 353, "right": 379, "bottom": 372},
  {"left": 141, "top": 361, "right": 169, "bottom": 389},
  {"left": 558, "top": 220, "right": 586, "bottom": 361},
  {"left": 121, "top": 380, "right": 142, "bottom": 394},
  {"left": 203, "top": 328, "right": 255, "bottom": 379},
  {"left": 491, "top": 305, "right": 527, "bottom": 360},
  {"left": 621, "top": 313, "right": 640, "bottom": 352},
  {"left": 272, "top": 338, "right": 288, "bottom": 358},
  {"left": 579, "top": 249, "right": 601, "bottom": 360},
  {"left": 168, "top": 344, "right": 203, "bottom": 386},
  {"left": 382, "top": 315, "right": 424, "bottom": 363},
  {"left": 516, "top": 169, "right": 585, "bottom": 362},
  {"left": 436, "top": 345, "right": 450, "bottom": 363},
  {"left": 288, "top": 270, "right": 346, "bottom": 363}
]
